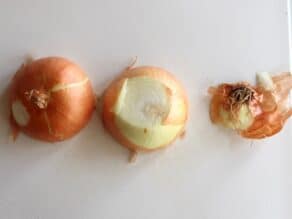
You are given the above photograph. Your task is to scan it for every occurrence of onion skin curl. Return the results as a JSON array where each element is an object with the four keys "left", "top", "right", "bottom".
[
  {"left": 9, "top": 57, "right": 96, "bottom": 142},
  {"left": 209, "top": 72, "right": 292, "bottom": 139},
  {"left": 102, "top": 65, "right": 188, "bottom": 152}
]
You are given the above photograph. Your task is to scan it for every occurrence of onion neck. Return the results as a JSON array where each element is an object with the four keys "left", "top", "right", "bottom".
[{"left": 25, "top": 89, "right": 49, "bottom": 109}]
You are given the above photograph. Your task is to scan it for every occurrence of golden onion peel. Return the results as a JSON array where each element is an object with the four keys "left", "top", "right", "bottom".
[{"left": 209, "top": 72, "right": 292, "bottom": 139}]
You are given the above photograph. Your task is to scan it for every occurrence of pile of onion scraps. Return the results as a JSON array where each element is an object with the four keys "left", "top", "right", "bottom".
[
  {"left": 209, "top": 72, "right": 292, "bottom": 138},
  {"left": 102, "top": 62, "right": 188, "bottom": 161},
  {"left": 9, "top": 57, "right": 96, "bottom": 142}
]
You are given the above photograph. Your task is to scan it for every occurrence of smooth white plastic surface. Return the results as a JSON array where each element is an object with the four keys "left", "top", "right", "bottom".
[{"left": 0, "top": 0, "right": 291, "bottom": 219}]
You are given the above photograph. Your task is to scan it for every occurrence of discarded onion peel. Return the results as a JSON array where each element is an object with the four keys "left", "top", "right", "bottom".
[{"left": 209, "top": 72, "right": 292, "bottom": 139}]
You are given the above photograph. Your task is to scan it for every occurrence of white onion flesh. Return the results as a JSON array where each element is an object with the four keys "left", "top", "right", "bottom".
[
  {"left": 113, "top": 76, "right": 182, "bottom": 149},
  {"left": 256, "top": 72, "right": 275, "bottom": 91},
  {"left": 114, "top": 76, "right": 171, "bottom": 127},
  {"left": 12, "top": 100, "right": 30, "bottom": 126}
]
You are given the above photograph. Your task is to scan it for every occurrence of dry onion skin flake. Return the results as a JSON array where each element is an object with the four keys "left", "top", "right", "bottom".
[
  {"left": 209, "top": 72, "right": 292, "bottom": 139},
  {"left": 9, "top": 57, "right": 96, "bottom": 142},
  {"left": 102, "top": 63, "right": 188, "bottom": 160}
]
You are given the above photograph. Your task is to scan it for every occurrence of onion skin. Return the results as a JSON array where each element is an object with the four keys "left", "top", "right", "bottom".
[
  {"left": 241, "top": 73, "right": 292, "bottom": 138},
  {"left": 102, "top": 66, "right": 188, "bottom": 152},
  {"left": 9, "top": 57, "right": 96, "bottom": 142},
  {"left": 209, "top": 72, "right": 292, "bottom": 139}
]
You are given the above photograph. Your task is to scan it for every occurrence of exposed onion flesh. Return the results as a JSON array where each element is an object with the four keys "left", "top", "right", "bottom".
[{"left": 102, "top": 63, "right": 188, "bottom": 155}]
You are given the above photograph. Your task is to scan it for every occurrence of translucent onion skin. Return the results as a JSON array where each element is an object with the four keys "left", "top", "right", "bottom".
[
  {"left": 102, "top": 66, "right": 188, "bottom": 151},
  {"left": 9, "top": 57, "right": 96, "bottom": 142},
  {"left": 209, "top": 72, "right": 292, "bottom": 139}
]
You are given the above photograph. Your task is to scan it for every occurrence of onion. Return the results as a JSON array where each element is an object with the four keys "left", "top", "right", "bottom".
[
  {"left": 209, "top": 72, "right": 292, "bottom": 139},
  {"left": 102, "top": 63, "right": 188, "bottom": 158},
  {"left": 9, "top": 57, "right": 96, "bottom": 142}
]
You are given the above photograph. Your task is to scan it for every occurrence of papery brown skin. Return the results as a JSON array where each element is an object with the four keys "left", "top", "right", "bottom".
[
  {"left": 209, "top": 72, "right": 292, "bottom": 139},
  {"left": 9, "top": 57, "right": 96, "bottom": 142},
  {"left": 102, "top": 66, "right": 188, "bottom": 152}
]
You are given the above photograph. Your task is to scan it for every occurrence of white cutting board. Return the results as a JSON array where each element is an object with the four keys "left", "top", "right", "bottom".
[{"left": 0, "top": 0, "right": 291, "bottom": 219}]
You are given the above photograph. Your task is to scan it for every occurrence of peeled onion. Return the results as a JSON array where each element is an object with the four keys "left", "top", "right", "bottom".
[
  {"left": 102, "top": 64, "right": 188, "bottom": 155},
  {"left": 209, "top": 72, "right": 292, "bottom": 139},
  {"left": 9, "top": 57, "right": 96, "bottom": 142}
]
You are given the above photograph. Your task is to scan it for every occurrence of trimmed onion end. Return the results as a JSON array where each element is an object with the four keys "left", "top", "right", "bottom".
[{"left": 209, "top": 72, "right": 292, "bottom": 139}]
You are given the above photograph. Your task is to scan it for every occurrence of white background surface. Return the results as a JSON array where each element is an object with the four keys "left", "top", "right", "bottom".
[{"left": 0, "top": 0, "right": 291, "bottom": 219}]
